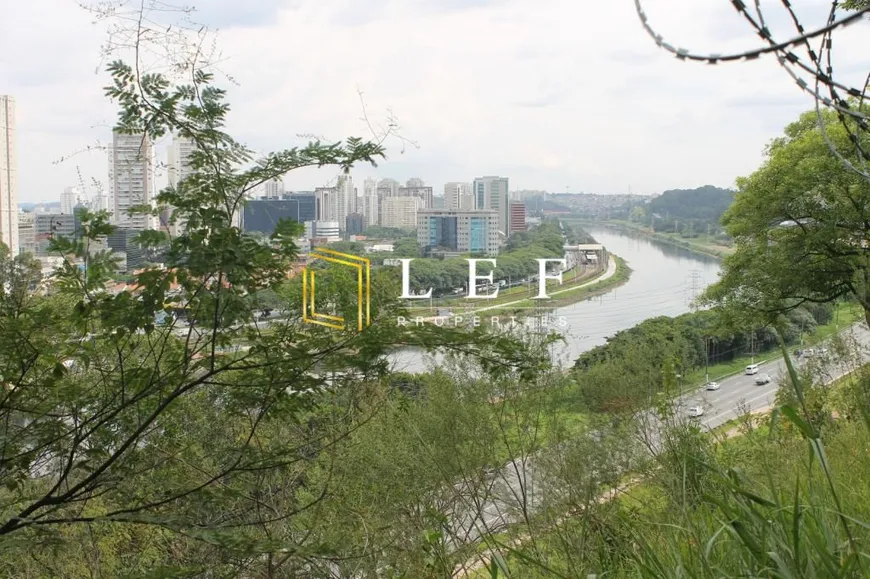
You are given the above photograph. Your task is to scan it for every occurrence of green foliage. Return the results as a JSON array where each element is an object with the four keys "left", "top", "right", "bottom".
[
  {"left": 628, "top": 185, "right": 735, "bottom": 237},
  {"left": 0, "top": 54, "right": 547, "bottom": 576},
  {"left": 648, "top": 185, "right": 735, "bottom": 222},
  {"left": 702, "top": 106, "right": 870, "bottom": 327},
  {"left": 362, "top": 225, "right": 416, "bottom": 239}
]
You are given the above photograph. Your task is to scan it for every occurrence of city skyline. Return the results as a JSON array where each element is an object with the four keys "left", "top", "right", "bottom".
[{"left": 6, "top": 1, "right": 867, "bottom": 204}]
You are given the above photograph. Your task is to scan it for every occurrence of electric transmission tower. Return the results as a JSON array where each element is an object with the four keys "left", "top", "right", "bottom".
[{"left": 685, "top": 270, "right": 704, "bottom": 311}]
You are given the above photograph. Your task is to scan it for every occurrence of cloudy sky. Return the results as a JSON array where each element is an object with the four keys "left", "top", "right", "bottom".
[{"left": 2, "top": 0, "right": 867, "bottom": 204}]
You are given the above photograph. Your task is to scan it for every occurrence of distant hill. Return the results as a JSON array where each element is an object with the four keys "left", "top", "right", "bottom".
[{"left": 647, "top": 185, "right": 735, "bottom": 221}]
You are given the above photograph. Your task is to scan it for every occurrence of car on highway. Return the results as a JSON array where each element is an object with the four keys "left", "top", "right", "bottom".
[
  {"left": 745, "top": 363, "right": 760, "bottom": 375},
  {"left": 755, "top": 373, "right": 771, "bottom": 385},
  {"left": 705, "top": 381, "right": 720, "bottom": 391},
  {"left": 687, "top": 404, "right": 705, "bottom": 418}
]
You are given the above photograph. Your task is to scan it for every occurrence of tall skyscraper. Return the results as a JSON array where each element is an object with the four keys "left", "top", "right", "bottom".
[
  {"left": 0, "top": 96, "right": 19, "bottom": 256},
  {"left": 444, "top": 182, "right": 472, "bottom": 210},
  {"left": 315, "top": 175, "right": 355, "bottom": 227},
  {"left": 472, "top": 176, "right": 510, "bottom": 236},
  {"left": 166, "top": 135, "right": 196, "bottom": 234},
  {"left": 60, "top": 186, "right": 79, "bottom": 215},
  {"left": 361, "top": 178, "right": 379, "bottom": 227},
  {"left": 167, "top": 135, "right": 196, "bottom": 189},
  {"left": 109, "top": 130, "right": 153, "bottom": 231}
]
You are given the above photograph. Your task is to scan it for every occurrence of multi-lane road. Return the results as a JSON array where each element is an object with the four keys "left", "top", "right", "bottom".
[
  {"left": 687, "top": 322, "right": 870, "bottom": 431},
  {"left": 447, "top": 321, "right": 870, "bottom": 552}
]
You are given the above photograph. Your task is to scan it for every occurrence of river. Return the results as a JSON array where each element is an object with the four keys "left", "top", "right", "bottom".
[{"left": 388, "top": 227, "right": 722, "bottom": 372}]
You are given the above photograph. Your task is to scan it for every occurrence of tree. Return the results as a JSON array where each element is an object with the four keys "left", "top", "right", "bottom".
[
  {"left": 702, "top": 107, "right": 870, "bottom": 327},
  {"left": 0, "top": 6, "right": 545, "bottom": 572}
]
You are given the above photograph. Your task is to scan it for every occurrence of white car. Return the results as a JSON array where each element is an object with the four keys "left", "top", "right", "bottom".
[
  {"left": 755, "top": 373, "right": 771, "bottom": 385},
  {"left": 687, "top": 404, "right": 705, "bottom": 418},
  {"left": 705, "top": 381, "right": 720, "bottom": 391}
]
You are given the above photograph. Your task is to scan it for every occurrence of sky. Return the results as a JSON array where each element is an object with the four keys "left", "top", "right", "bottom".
[{"left": 1, "top": 0, "right": 867, "bottom": 204}]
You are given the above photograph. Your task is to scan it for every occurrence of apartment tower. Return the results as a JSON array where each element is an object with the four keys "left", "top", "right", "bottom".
[
  {"left": 0, "top": 96, "right": 19, "bottom": 256},
  {"left": 109, "top": 130, "right": 153, "bottom": 230}
]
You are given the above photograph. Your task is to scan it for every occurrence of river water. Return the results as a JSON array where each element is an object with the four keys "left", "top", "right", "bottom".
[{"left": 388, "top": 227, "right": 722, "bottom": 373}]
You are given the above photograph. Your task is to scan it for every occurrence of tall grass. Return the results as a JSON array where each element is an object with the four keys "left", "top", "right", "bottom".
[{"left": 485, "top": 327, "right": 870, "bottom": 578}]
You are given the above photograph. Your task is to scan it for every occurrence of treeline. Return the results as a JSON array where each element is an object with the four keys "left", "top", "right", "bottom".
[
  {"left": 572, "top": 301, "right": 837, "bottom": 412},
  {"left": 623, "top": 185, "right": 735, "bottom": 240}
]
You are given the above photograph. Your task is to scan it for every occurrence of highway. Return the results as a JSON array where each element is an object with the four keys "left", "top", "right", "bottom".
[
  {"left": 446, "top": 321, "right": 870, "bottom": 554},
  {"left": 692, "top": 321, "right": 870, "bottom": 431}
]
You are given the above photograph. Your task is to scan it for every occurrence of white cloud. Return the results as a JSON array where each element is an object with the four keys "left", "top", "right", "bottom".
[{"left": 2, "top": 0, "right": 868, "bottom": 203}]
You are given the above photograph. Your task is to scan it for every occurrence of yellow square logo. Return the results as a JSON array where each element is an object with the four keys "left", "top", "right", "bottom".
[{"left": 302, "top": 248, "right": 371, "bottom": 331}]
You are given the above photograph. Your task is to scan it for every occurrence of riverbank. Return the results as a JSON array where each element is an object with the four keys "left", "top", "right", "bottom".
[
  {"left": 476, "top": 255, "right": 630, "bottom": 317},
  {"left": 410, "top": 253, "right": 631, "bottom": 320},
  {"left": 571, "top": 219, "right": 733, "bottom": 260}
]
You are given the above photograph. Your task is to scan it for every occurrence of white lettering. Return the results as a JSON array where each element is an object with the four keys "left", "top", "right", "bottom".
[
  {"left": 453, "top": 316, "right": 464, "bottom": 326},
  {"left": 397, "top": 316, "right": 407, "bottom": 326},
  {"left": 534, "top": 259, "right": 567, "bottom": 299},
  {"left": 434, "top": 317, "right": 445, "bottom": 327},
  {"left": 399, "top": 259, "right": 432, "bottom": 299},
  {"left": 467, "top": 259, "right": 499, "bottom": 299},
  {"left": 472, "top": 316, "right": 481, "bottom": 327},
  {"left": 414, "top": 317, "right": 424, "bottom": 326},
  {"left": 490, "top": 316, "right": 501, "bottom": 326}
]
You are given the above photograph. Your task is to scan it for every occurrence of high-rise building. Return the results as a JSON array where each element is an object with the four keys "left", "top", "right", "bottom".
[
  {"left": 166, "top": 135, "right": 196, "bottom": 234},
  {"left": 444, "top": 182, "right": 472, "bottom": 210},
  {"left": 0, "top": 96, "right": 19, "bottom": 256},
  {"left": 34, "top": 213, "right": 77, "bottom": 254},
  {"left": 109, "top": 130, "right": 153, "bottom": 231},
  {"left": 472, "top": 176, "right": 510, "bottom": 236},
  {"left": 382, "top": 196, "right": 421, "bottom": 230},
  {"left": 167, "top": 135, "right": 196, "bottom": 189},
  {"left": 417, "top": 209, "right": 499, "bottom": 256},
  {"left": 398, "top": 184, "right": 433, "bottom": 209},
  {"left": 92, "top": 190, "right": 112, "bottom": 214},
  {"left": 345, "top": 213, "right": 364, "bottom": 236},
  {"left": 264, "top": 178, "right": 285, "bottom": 199},
  {"left": 241, "top": 194, "right": 317, "bottom": 235},
  {"left": 18, "top": 211, "right": 35, "bottom": 255},
  {"left": 376, "top": 178, "right": 399, "bottom": 225},
  {"left": 60, "top": 186, "right": 79, "bottom": 215},
  {"left": 107, "top": 228, "right": 147, "bottom": 271},
  {"left": 315, "top": 175, "right": 355, "bottom": 227},
  {"left": 361, "top": 178, "right": 379, "bottom": 227},
  {"left": 509, "top": 202, "right": 527, "bottom": 234}
]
